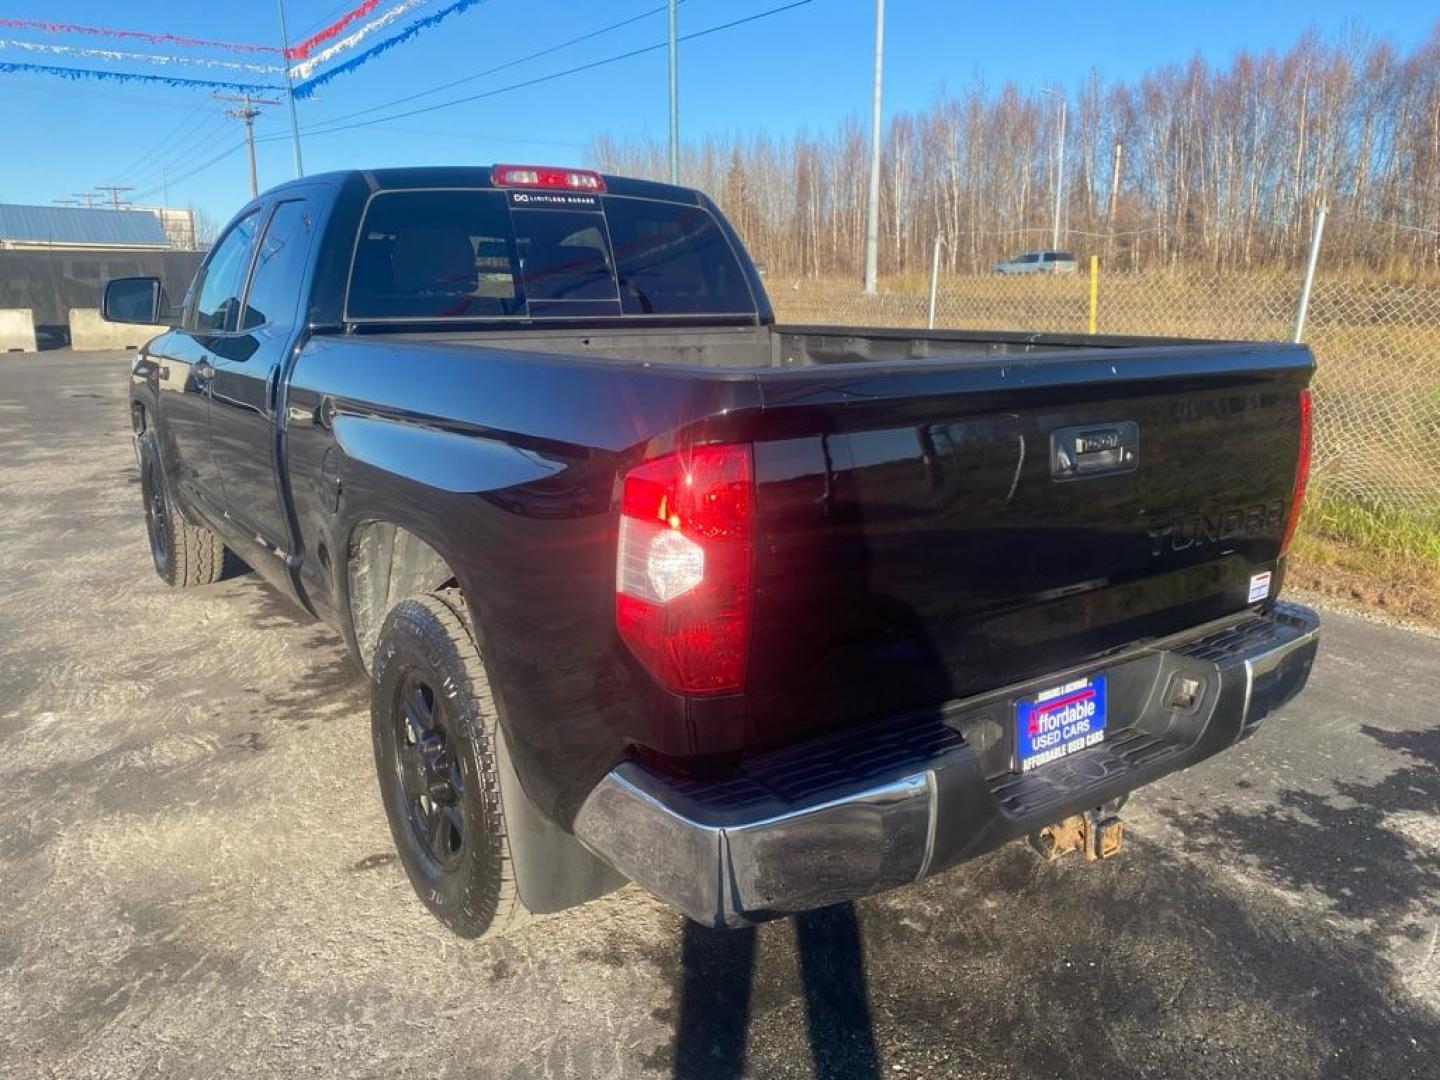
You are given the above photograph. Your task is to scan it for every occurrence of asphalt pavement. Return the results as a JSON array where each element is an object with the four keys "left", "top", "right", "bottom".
[{"left": 0, "top": 350, "right": 1436, "bottom": 1079}]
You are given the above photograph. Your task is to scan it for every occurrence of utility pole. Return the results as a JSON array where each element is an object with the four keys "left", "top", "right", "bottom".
[
  {"left": 70, "top": 192, "right": 100, "bottom": 208},
  {"left": 216, "top": 92, "right": 282, "bottom": 198},
  {"left": 52, "top": 199, "right": 82, "bottom": 207},
  {"left": 862, "top": 0, "right": 885, "bottom": 294},
  {"left": 92, "top": 185, "right": 134, "bottom": 209},
  {"left": 276, "top": 0, "right": 305, "bottom": 178},
  {"left": 1042, "top": 87, "right": 1067, "bottom": 250},
  {"left": 667, "top": 0, "right": 679, "bottom": 184}
]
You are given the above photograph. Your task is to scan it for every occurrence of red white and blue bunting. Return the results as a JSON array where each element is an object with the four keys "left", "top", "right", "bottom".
[
  {"left": 0, "top": 59, "right": 277, "bottom": 94},
  {"left": 0, "top": 1, "right": 485, "bottom": 98},
  {"left": 289, "top": 0, "right": 386, "bottom": 61},
  {"left": 288, "top": 0, "right": 431, "bottom": 80},
  {"left": 0, "top": 38, "right": 283, "bottom": 74},
  {"left": 0, "top": 17, "right": 282, "bottom": 54},
  {"left": 291, "top": 0, "right": 483, "bottom": 98}
]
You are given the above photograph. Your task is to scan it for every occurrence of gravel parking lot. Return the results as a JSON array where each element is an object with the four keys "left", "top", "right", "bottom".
[{"left": 1, "top": 350, "right": 1436, "bottom": 1079}]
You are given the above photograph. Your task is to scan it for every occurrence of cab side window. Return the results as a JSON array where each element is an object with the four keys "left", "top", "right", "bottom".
[
  {"left": 188, "top": 211, "right": 261, "bottom": 333},
  {"left": 240, "top": 200, "right": 314, "bottom": 331}
]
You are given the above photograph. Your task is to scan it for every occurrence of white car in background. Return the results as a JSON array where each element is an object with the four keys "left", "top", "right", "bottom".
[{"left": 992, "top": 250, "right": 1078, "bottom": 274}]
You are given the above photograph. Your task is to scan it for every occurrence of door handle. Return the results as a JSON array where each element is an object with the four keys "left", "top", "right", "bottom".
[{"left": 1050, "top": 421, "right": 1139, "bottom": 480}]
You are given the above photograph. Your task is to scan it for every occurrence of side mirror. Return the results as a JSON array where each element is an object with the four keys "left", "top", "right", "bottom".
[{"left": 102, "top": 277, "right": 174, "bottom": 325}]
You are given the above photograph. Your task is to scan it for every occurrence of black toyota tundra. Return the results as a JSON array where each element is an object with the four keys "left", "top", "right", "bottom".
[{"left": 104, "top": 165, "right": 1320, "bottom": 937}]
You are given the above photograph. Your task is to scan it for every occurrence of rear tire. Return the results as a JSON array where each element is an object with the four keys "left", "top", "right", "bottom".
[
  {"left": 140, "top": 458, "right": 224, "bottom": 588},
  {"left": 370, "top": 589, "right": 530, "bottom": 940}
]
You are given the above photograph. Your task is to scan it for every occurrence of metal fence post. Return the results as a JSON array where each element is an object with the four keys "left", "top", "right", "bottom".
[
  {"left": 1292, "top": 205, "right": 1327, "bottom": 342},
  {"left": 1088, "top": 254, "right": 1099, "bottom": 333},
  {"left": 927, "top": 235, "right": 942, "bottom": 329}
]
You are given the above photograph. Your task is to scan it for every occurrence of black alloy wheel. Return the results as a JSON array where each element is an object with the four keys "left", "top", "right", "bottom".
[
  {"left": 393, "top": 672, "right": 467, "bottom": 870},
  {"left": 142, "top": 462, "right": 170, "bottom": 572}
]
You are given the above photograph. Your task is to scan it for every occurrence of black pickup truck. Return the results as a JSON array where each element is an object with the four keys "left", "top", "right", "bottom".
[{"left": 103, "top": 165, "right": 1320, "bottom": 937}]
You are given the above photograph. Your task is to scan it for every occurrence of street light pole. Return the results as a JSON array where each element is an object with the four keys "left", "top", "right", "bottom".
[
  {"left": 276, "top": 0, "right": 305, "bottom": 178},
  {"left": 1044, "top": 88, "right": 1066, "bottom": 250},
  {"left": 667, "top": 0, "right": 679, "bottom": 184},
  {"left": 863, "top": 0, "right": 885, "bottom": 294}
]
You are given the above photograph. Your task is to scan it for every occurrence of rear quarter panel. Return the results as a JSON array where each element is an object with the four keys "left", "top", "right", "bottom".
[{"left": 283, "top": 336, "right": 763, "bottom": 824}]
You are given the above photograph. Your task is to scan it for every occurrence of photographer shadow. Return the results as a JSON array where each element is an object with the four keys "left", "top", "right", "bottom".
[
  {"left": 670, "top": 424, "right": 966, "bottom": 1078},
  {"left": 673, "top": 903, "right": 880, "bottom": 1080}
]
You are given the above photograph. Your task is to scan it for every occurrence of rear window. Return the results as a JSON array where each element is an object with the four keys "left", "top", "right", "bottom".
[
  {"left": 346, "top": 188, "right": 755, "bottom": 321},
  {"left": 1043, "top": 251, "right": 1076, "bottom": 262},
  {"left": 605, "top": 198, "right": 753, "bottom": 315}
]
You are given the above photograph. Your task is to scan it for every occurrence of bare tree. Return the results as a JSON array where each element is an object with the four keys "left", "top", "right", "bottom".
[{"left": 587, "top": 22, "right": 1440, "bottom": 276}]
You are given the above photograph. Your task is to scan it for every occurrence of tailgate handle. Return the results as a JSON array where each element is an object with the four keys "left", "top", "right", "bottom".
[{"left": 1050, "top": 422, "right": 1139, "bottom": 480}]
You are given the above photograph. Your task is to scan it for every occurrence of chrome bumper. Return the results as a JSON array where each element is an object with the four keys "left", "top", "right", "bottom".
[{"left": 574, "top": 603, "right": 1320, "bottom": 927}]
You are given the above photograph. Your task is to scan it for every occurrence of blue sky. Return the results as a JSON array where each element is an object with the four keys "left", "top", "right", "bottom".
[{"left": 0, "top": 0, "right": 1432, "bottom": 227}]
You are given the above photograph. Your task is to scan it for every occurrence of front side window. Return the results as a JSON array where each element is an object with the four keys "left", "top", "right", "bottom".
[
  {"left": 189, "top": 211, "right": 261, "bottom": 332},
  {"left": 241, "top": 200, "right": 314, "bottom": 330}
]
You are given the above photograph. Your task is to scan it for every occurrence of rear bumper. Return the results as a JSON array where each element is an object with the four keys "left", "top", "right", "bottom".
[{"left": 574, "top": 602, "right": 1320, "bottom": 927}]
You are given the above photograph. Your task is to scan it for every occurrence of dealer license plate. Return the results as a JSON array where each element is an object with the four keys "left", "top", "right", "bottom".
[{"left": 1016, "top": 674, "right": 1108, "bottom": 772}]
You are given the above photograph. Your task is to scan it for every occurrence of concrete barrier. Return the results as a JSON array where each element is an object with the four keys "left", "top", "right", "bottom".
[
  {"left": 0, "top": 309, "right": 38, "bottom": 353},
  {"left": 68, "top": 308, "right": 166, "bottom": 351}
]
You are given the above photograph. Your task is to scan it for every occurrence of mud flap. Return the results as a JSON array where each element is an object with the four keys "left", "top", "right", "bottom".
[{"left": 493, "top": 723, "right": 626, "bottom": 915}]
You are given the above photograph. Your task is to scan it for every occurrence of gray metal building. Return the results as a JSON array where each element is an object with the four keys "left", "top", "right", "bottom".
[{"left": 0, "top": 203, "right": 172, "bottom": 252}]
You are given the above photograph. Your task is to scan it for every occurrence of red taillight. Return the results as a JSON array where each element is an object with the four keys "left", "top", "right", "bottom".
[
  {"left": 1279, "top": 387, "right": 1313, "bottom": 557},
  {"left": 616, "top": 444, "right": 753, "bottom": 695},
  {"left": 492, "top": 163, "right": 606, "bottom": 192}
]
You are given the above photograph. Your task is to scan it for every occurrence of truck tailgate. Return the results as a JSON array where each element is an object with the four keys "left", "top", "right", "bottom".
[{"left": 742, "top": 342, "right": 1313, "bottom": 753}]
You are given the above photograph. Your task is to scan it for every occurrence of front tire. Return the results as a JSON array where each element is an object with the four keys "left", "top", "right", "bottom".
[
  {"left": 370, "top": 590, "right": 530, "bottom": 940},
  {"left": 140, "top": 456, "right": 224, "bottom": 588}
]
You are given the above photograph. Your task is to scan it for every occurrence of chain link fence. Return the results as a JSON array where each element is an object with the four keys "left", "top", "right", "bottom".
[{"left": 770, "top": 264, "right": 1440, "bottom": 555}]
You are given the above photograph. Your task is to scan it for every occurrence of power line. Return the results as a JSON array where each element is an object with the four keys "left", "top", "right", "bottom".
[
  {"left": 296, "top": 0, "right": 360, "bottom": 37},
  {"left": 120, "top": 112, "right": 234, "bottom": 195},
  {"left": 129, "top": 140, "right": 248, "bottom": 204},
  {"left": 1331, "top": 208, "right": 1440, "bottom": 239},
  {"left": 260, "top": 0, "right": 815, "bottom": 143},
  {"left": 129, "top": 1, "right": 817, "bottom": 202},
  {"left": 110, "top": 98, "right": 215, "bottom": 184},
  {"left": 304, "top": 2, "right": 682, "bottom": 130},
  {"left": 92, "top": 184, "right": 134, "bottom": 209}
]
